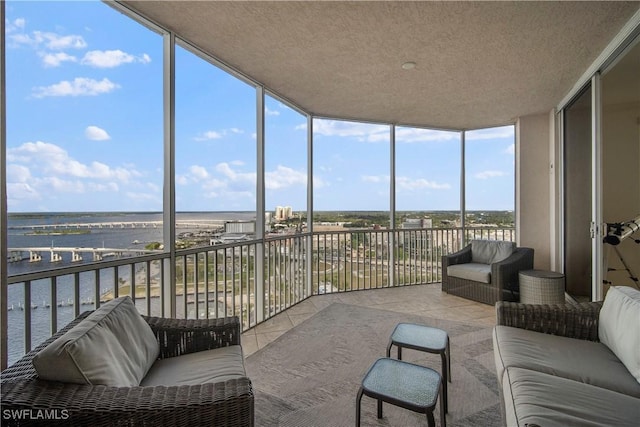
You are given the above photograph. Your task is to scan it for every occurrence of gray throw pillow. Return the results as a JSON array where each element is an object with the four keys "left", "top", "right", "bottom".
[{"left": 32, "top": 296, "right": 160, "bottom": 386}]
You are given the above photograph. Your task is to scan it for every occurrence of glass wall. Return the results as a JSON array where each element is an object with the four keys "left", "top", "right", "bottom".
[
  {"left": 395, "top": 127, "right": 461, "bottom": 227},
  {"left": 312, "top": 119, "right": 390, "bottom": 219},
  {"left": 464, "top": 125, "right": 516, "bottom": 238},
  {"left": 4, "top": 0, "right": 163, "bottom": 355},
  {"left": 175, "top": 44, "right": 256, "bottom": 216},
  {"left": 264, "top": 95, "right": 307, "bottom": 231}
]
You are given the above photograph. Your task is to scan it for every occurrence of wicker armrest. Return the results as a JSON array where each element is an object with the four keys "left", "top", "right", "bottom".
[
  {"left": 0, "top": 377, "right": 254, "bottom": 426},
  {"left": 442, "top": 244, "right": 472, "bottom": 267},
  {"left": 143, "top": 315, "right": 241, "bottom": 359},
  {"left": 492, "top": 247, "right": 534, "bottom": 292},
  {"left": 495, "top": 301, "right": 603, "bottom": 341}
]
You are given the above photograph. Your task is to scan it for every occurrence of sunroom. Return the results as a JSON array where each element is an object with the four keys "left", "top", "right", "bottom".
[{"left": 1, "top": 1, "right": 639, "bottom": 426}]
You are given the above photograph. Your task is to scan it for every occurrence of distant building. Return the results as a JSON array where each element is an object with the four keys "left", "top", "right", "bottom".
[
  {"left": 399, "top": 218, "right": 433, "bottom": 254},
  {"left": 401, "top": 218, "right": 433, "bottom": 229},
  {"left": 275, "top": 206, "right": 293, "bottom": 221},
  {"left": 225, "top": 221, "right": 256, "bottom": 234}
]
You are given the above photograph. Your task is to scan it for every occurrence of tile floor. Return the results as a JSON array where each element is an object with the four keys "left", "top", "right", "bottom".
[{"left": 241, "top": 283, "right": 496, "bottom": 356}]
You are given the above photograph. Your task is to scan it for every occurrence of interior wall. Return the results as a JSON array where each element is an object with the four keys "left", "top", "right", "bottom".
[{"left": 516, "top": 112, "right": 552, "bottom": 270}]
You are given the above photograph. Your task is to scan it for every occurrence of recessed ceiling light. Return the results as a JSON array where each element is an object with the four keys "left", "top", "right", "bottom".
[{"left": 401, "top": 62, "right": 416, "bottom": 70}]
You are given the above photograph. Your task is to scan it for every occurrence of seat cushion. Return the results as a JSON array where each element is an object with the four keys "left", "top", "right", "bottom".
[
  {"left": 471, "top": 240, "right": 515, "bottom": 264},
  {"left": 503, "top": 367, "right": 640, "bottom": 427},
  {"left": 447, "top": 263, "right": 491, "bottom": 283},
  {"left": 141, "top": 345, "right": 246, "bottom": 386},
  {"left": 493, "top": 325, "right": 640, "bottom": 397},
  {"left": 598, "top": 286, "right": 640, "bottom": 383},
  {"left": 32, "top": 296, "right": 159, "bottom": 387}
]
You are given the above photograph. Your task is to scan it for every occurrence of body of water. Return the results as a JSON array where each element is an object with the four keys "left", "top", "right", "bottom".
[{"left": 6, "top": 211, "right": 255, "bottom": 365}]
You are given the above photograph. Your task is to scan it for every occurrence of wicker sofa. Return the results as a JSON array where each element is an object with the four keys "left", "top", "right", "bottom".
[
  {"left": 442, "top": 240, "right": 534, "bottom": 305},
  {"left": 494, "top": 286, "right": 640, "bottom": 426},
  {"left": 1, "top": 296, "right": 254, "bottom": 426}
]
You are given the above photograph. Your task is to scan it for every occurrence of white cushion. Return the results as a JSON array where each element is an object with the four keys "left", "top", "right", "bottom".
[
  {"left": 598, "top": 286, "right": 640, "bottom": 383},
  {"left": 32, "top": 296, "right": 160, "bottom": 386},
  {"left": 471, "top": 240, "right": 515, "bottom": 264}
]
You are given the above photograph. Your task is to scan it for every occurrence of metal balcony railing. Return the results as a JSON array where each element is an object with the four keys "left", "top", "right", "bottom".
[{"left": 5, "top": 226, "right": 514, "bottom": 365}]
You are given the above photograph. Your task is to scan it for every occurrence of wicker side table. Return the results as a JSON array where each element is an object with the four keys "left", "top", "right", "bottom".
[{"left": 519, "top": 269, "right": 565, "bottom": 304}]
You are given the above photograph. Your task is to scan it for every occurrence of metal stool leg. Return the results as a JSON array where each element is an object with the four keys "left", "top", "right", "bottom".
[
  {"left": 426, "top": 411, "right": 436, "bottom": 427},
  {"left": 439, "top": 380, "right": 447, "bottom": 427},
  {"left": 440, "top": 351, "right": 448, "bottom": 413},
  {"left": 355, "top": 388, "right": 363, "bottom": 427},
  {"left": 447, "top": 336, "right": 451, "bottom": 382},
  {"left": 377, "top": 399, "right": 383, "bottom": 418}
]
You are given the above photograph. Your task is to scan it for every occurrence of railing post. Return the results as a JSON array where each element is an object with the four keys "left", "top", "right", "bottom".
[
  {"left": 255, "top": 86, "right": 265, "bottom": 323},
  {"left": 162, "top": 31, "right": 176, "bottom": 318},
  {"left": 1, "top": 0, "right": 8, "bottom": 370}
]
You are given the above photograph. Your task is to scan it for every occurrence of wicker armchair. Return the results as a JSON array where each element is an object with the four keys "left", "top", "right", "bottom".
[
  {"left": 1, "top": 311, "right": 254, "bottom": 426},
  {"left": 442, "top": 243, "right": 534, "bottom": 305}
]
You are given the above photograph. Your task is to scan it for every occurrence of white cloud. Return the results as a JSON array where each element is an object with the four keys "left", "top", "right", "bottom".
[
  {"left": 313, "top": 119, "right": 390, "bottom": 142},
  {"left": 361, "top": 175, "right": 389, "bottom": 183},
  {"left": 475, "top": 170, "right": 507, "bottom": 180},
  {"left": 5, "top": 18, "right": 26, "bottom": 33},
  {"left": 39, "top": 51, "right": 77, "bottom": 67},
  {"left": 8, "top": 141, "right": 138, "bottom": 182},
  {"left": 189, "top": 165, "right": 209, "bottom": 180},
  {"left": 85, "top": 125, "right": 110, "bottom": 141},
  {"left": 10, "top": 30, "right": 87, "bottom": 50},
  {"left": 265, "top": 165, "right": 307, "bottom": 190},
  {"left": 81, "top": 49, "right": 151, "bottom": 68},
  {"left": 194, "top": 131, "right": 223, "bottom": 141},
  {"left": 396, "top": 176, "right": 451, "bottom": 190},
  {"left": 505, "top": 144, "right": 515, "bottom": 155},
  {"left": 194, "top": 128, "right": 246, "bottom": 141},
  {"left": 32, "top": 77, "right": 120, "bottom": 98},
  {"left": 7, "top": 182, "right": 40, "bottom": 201},
  {"left": 466, "top": 125, "right": 514, "bottom": 141},
  {"left": 265, "top": 107, "right": 280, "bottom": 116},
  {"left": 396, "top": 127, "right": 460, "bottom": 143},
  {"left": 7, "top": 164, "right": 31, "bottom": 182}
]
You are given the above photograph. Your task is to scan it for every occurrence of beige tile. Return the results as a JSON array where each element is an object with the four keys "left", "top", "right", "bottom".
[
  {"left": 241, "top": 332, "right": 259, "bottom": 356},
  {"left": 256, "top": 330, "right": 287, "bottom": 349},
  {"left": 288, "top": 311, "right": 317, "bottom": 326}
]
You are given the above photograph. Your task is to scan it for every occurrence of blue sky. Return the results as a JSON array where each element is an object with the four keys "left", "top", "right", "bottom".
[{"left": 5, "top": 1, "right": 514, "bottom": 214}]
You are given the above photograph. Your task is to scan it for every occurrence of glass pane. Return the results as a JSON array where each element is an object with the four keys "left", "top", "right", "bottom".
[
  {"left": 601, "top": 38, "right": 640, "bottom": 291},
  {"left": 395, "top": 127, "right": 461, "bottom": 227},
  {"left": 312, "top": 118, "right": 390, "bottom": 220},
  {"left": 564, "top": 85, "right": 593, "bottom": 298},
  {"left": 6, "top": 1, "right": 163, "bottom": 269},
  {"left": 265, "top": 96, "right": 307, "bottom": 232},
  {"left": 465, "top": 125, "right": 515, "bottom": 242},
  {"left": 175, "top": 44, "right": 257, "bottom": 242}
]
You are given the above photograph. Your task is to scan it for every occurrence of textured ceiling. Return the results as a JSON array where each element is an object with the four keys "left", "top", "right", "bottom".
[{"left": 122, "top": 1, "right": 640, "bottom": 130}]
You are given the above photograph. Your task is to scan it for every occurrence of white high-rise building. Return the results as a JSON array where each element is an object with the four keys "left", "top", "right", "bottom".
[{"left": 275, "top": 206, "right": 293, "bottom": 221}]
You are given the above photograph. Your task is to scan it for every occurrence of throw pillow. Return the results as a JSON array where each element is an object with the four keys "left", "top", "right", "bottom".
[
  {"left": 32, "top": 296, "right": 160, "bottom": 386},
  {"left": 598, "top": 286, "right": 640, "bottom": 383},
  {"left": 471, "top": 240, "right": 515, "bottom": 264}
]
